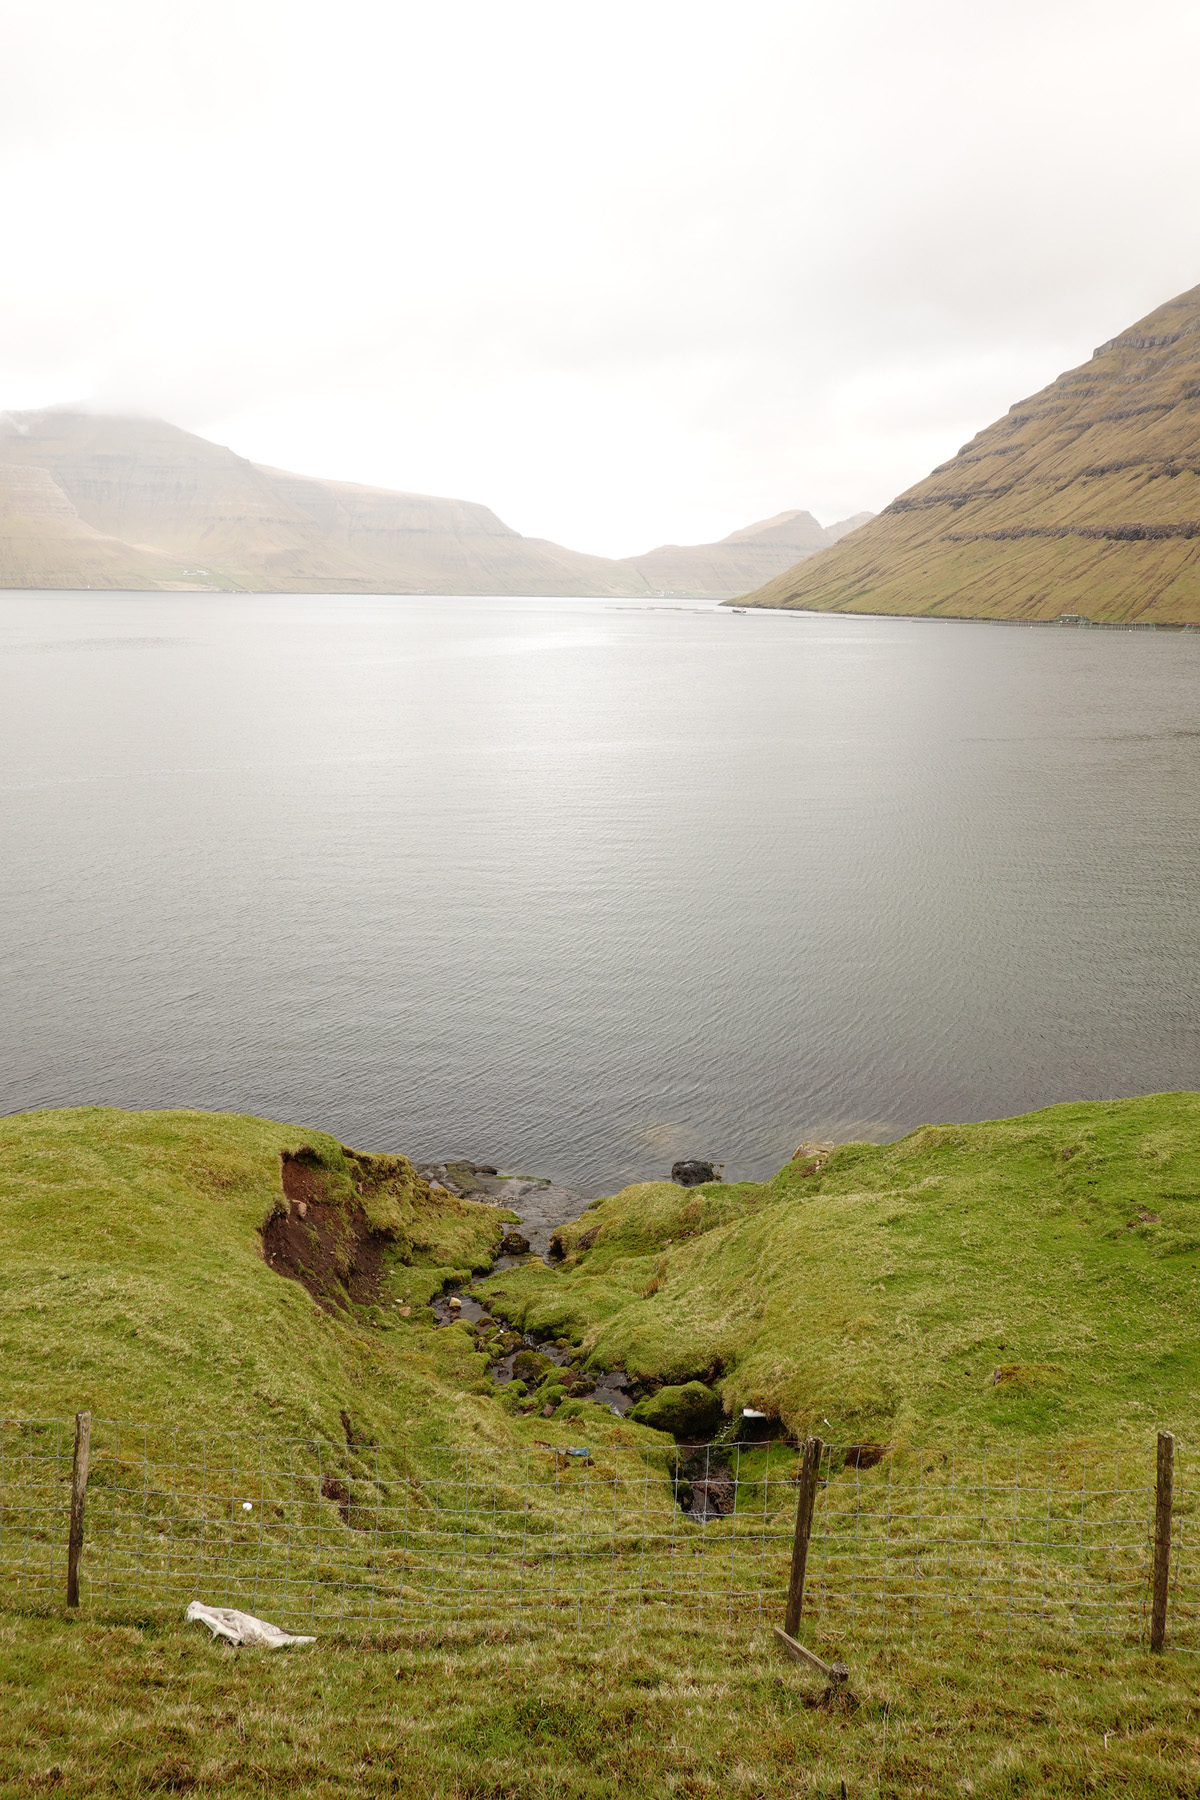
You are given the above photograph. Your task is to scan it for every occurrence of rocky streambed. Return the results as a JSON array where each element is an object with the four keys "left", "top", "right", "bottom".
[
  {"left": 430, "top": 1285, "right": 637, "bottom": 1418},
  {"left": 421, "top": 1155, "right": 788, "bottom": 1517},
  {"left": 414, "top": 1158, "right": 586, "bottom": 1264},
  {"left": 421, "top": 1156, "right": 648, "bottom": 1418}
]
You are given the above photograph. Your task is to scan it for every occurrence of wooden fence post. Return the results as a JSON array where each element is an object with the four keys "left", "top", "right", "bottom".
[
  {"left": 1151, "top": 1429, "right": 1175, "bottom": 1653},
  {"left": 785, "top": 1435, "right": 823, "bottom": 1637},
  {"left": 66, "top": 1410, "right": 91, "bottom": 1609}
]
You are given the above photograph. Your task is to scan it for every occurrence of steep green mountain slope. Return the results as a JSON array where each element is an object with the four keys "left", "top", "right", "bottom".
[
  {"left": 740, "top": 283, "right": 1200, "bottom": 622},
  {"left": 0, "top": 410, "right": 863, "bottom": 597},
  {"left": 482, "top": 1092, "right": 1200, "bottom": 1445}
]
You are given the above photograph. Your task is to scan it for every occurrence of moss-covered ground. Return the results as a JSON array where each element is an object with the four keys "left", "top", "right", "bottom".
[
  {"left": 0, "top": 1106, "right": 659, "bottom": 1463},
  {"left": 482, "top": 1092, "right": 1200, "bottom": 1446}
]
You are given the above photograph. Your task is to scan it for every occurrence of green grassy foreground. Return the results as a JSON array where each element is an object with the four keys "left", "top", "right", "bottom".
[
  {"left": 2, "top": 1605, "right": 1198, "bottom": 1798},
  {"left": 483, "top": 1092, "right": 1200, "bottom": 1445},
  {"left": 5, "top": 1093, "right": 1200, "bottom": 1454},
  {"left": 4, "top": 1098, "right": 1200, "bottom": 1794},
  {"left": 0, "top": 1106, "right": 495, "bottom": 1449},
  {"left": 0, "top": 1106, "right": 665, "bottom": 1469}
]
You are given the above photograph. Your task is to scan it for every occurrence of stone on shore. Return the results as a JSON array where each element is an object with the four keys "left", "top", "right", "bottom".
[{"left": 671, "top": 1159, "right": 716, "bottom": 1187}]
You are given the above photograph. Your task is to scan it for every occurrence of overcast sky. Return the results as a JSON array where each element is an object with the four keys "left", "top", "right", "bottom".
[{"left": 1, "top": 0, "right": 1198, "bottom": 557}]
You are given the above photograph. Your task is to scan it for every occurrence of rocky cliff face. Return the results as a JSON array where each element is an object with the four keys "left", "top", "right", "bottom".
[
  {"left": 0, "top": 411, "right": 866, "bottom": 598},
  {"left": 739, "top": 283, "right": 1200, "bottom": 622}
]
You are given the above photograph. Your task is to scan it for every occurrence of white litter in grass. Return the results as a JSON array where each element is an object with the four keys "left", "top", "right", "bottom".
[{"left": 185, "top": 1601, "right": 315, "bottom": 1648}]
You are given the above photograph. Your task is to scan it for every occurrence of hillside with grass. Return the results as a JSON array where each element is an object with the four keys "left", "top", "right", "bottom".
[
  {"left": 0, "top": 1106, "right": 657, "bottom": 1465},
  {"left": 5, "top": 1095, "right": 1199, "bottom": 1452},
  {"left": 482, "top": 1092, "right": 1200, "bottom": 1447},
  {"left": 5, "top": 1100, "right": 1200, "bottom": 1796},
  {"left": 738, "top": 282, "right": 1200, "bottom": 622}
]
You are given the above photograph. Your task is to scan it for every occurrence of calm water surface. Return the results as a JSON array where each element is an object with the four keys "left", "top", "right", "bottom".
[{"left": 3, "top": 592, "right": 1199, "bottom": 1193}]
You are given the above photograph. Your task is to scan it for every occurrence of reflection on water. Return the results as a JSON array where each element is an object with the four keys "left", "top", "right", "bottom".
[{"left": 3, "top": 591, "right": 1200, "bottom": 1193}]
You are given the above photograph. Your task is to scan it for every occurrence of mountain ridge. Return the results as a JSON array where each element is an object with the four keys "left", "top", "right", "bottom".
[
  {"left": 0, "top": 409, "right": 869, "bottom": 599},
  {"left": 737, "top": 281, "right": 1200, "bottom": 622}
]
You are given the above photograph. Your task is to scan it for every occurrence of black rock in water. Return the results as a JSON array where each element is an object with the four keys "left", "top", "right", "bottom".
[{"left": 671, "top": 1159, "right": 716, "bottom": 1187}]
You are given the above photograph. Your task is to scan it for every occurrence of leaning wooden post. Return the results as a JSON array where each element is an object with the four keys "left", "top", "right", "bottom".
[
  {"left": 66, "top": 1411, "right": 92, "bottom": 1609},
  {"left": 1151, "top": 1429, "right": 1175, "bottom": 1653},
  {"left": 785, "top": 1435, "right": 823, "bottom": 1637}
]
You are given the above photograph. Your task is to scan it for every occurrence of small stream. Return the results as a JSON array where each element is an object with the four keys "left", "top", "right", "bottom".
[
  {"left": 428, "top": 1276, "right": 789, "bottom": 1517},
  {"left": 431, "top": 1282, "right": 636, "bottom": 1416},
  {"left": 423, "top": 1157, "right": 650, "bottom": 1424},
  {"left": 416, "top": 1159, "right": 589, "bottom": 1263}
]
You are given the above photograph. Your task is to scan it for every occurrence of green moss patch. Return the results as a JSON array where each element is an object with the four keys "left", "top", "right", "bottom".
[
  {"left": 483, "top": 1092, "right": 1200, "bottom": 1446},
  {"left": 629, "top": 1381, "right": 723, "bottom": 1440}
]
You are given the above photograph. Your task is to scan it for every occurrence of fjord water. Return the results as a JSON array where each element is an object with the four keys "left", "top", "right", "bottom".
[{"left": 3, "top": 592, "right": 1200, "bottom": 1193}]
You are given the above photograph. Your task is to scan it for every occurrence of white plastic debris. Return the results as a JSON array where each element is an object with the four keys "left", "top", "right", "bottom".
[{"left": 185, "top": 1601, "right": 315, "bottom": 1648}]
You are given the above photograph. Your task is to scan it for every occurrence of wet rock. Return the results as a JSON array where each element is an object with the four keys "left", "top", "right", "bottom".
[
  {"left": 671, "top": 1160, "right": 716, "bottom": 1187},
  {"left": 500, "top": 1229, "right": 531, "bottom": 1255},
  {"left": 432, "top": 1290, "right": 492, "bottom": 1326},
  {"left": 512, "top": 1349, "right": 556, "bottom": 1384},
  {"left": 590, "top": 1371, "right": 634, "bottom": 1416},
  {"left": 629, "top": 1381, "right": 724, "bottom": 1441},
  {"left": 445, "top": 1160, "right": 486, "bottom": 1190}
]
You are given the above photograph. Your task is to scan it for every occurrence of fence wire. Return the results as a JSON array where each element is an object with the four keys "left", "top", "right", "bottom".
[{"left": 0, "top": 1420, "right": 1191, "bottom": 1646}]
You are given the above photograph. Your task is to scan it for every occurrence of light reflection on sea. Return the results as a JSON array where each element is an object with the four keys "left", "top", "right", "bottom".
[{"left": 2, "top": 591, "right": 1199, "bottom": 1193}]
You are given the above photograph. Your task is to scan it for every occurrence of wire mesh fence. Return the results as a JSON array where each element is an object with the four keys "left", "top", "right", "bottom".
[{"left": 1, "top": 1418, "right": 1195, "bottom": 1647}]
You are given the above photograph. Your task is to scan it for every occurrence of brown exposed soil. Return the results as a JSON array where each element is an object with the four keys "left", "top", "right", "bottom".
[
  {"left": 320, "top": 1474, "right": 351, "bottom": 1519},
  {"left": 261, "top": 1150, "right": 388, "bottom": 1316},
  {"left": 319, "top": 1471, "right": 373, "bottom": 1532},
  {"left": 688, "top": 1476, "right": 736, "bottom": 1519},
  {"left": 844, "top": 1444, "right": 886, "bottom": 1470}
]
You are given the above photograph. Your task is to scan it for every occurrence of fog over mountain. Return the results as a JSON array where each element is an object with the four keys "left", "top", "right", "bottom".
[
  {"left": 1, "top": 2, "right": 1198, "bottom": 556},
  {"left": 0, "top": 411, "right": 870, "bottom": 596}
]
